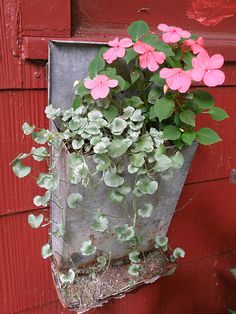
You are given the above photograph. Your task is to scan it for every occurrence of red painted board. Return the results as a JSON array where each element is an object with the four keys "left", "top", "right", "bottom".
[
  {"left": 72, "top": 0, "right": 236, "bottom": 60},
  {"left": 0, "top": 90, "right": 48, "bottom": 216},
  {"left": 168, "top": 178, "right": 236, "bottom": 262},
  {"left": 0, "top": 210, "right": 57, "bottom": 314},
  {"left": 0, "top": 0, "right": 22, "bottom": 88},
  {"left": 17, "top": 301, "right": 71, "bottom": 314},
  {"left": 187, "top": 86, "right": 236, "bottom": 183},
  {"left": 21, "top": 0, "right": 71, "bottom": 37}
]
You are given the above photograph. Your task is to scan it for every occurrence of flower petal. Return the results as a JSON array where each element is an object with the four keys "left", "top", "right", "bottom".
[
  {"left": 157, "top": 23, "right": 170, "bottom": 32},
  {"left": 119, "top": 38, "right": 133, "bottom": 48},
  {"left": 208, "top": 54, "right": 224, "bottom": 69},
  {"left": 191, "top": 68, "right": 204, "bottom": 82},
  {"left": 103, "top": 47, "right": 118, "bottom": 64},
  {"left": 162, "top": 32, "right": 181, "bottom": 43},
  {"left": 91, "top": 85, "right": 110, "bottom": 100},
  {"left": 107, "top": 79, "right": 118, "bottom": 88},
  {"left": 203, "top": 70, "right": 225, "bottom": 87},
  {"left": 84, "top": 78, "right": 98, "bottom": 89},
  {"left": 147, "top": 54, "right": 159, "bottom": 72},
  {"left": 153, "top": 51, "right": 166, "bottom": 64},
  {"left": 116, "top": 47, "right": 126, "bottom": 58},
  {"left": 133, "top": 41, "right": 149, "bottom": 54},
  {"left": 139, "top": 53, "right": 148, "bottom": 69},
  {"left": 160, "top": 68, "right": 179, "bottom": 78},
  {"left": 108, "top": 37, "right": 119, "bottom": 47}
]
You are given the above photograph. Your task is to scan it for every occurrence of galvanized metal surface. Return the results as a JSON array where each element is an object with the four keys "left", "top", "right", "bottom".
[{"left": 48, "top": 41, "right": 198, "bottom": 271}]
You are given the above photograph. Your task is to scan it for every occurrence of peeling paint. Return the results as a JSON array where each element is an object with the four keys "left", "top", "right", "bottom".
[{"left": 187, "top": 0, "right": 236, "bottom": 26}]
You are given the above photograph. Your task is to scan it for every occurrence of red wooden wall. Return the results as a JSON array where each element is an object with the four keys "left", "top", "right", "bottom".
[{"left": 1, "top": 1, "right": 236, "bottom": 313}]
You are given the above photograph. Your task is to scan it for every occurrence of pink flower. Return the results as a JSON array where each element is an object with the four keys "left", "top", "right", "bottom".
[
  {"left": 157, "top": 23, "right": 191, "bottom": 43},
  {"left": 103, "top": 37, "right": 133, "bottom": 64},
  {"left": 133, "top": 41, "right": 166, "bottom": 72},
  {"left": 84, "top": 75, "right": 118, "bottom": 100},
  {"left": 191, "top": 53, "right": 225, "bottom": 87},
  {"left": 182, "top": 37, "right": 206, "bottom": 54},
  {"left": 160, "top": 68, "right": 192, "bottom": 93}
]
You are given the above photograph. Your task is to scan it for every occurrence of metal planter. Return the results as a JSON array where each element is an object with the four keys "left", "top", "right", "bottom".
[{"left": 48, "top": 41, "right": 198, "bottom": 313}]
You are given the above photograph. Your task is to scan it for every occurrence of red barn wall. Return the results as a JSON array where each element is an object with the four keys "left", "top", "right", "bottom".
[{"left": 1, "top": 1, "right": 236, "bottom": 313}]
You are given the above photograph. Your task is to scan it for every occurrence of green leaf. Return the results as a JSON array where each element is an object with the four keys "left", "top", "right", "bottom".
[
  {"left": 67, "top": 193, "right": 83, "bottom": 208},
  {"left": 180, "top": 109, "right": 196, "bottom": 126},
  {"left": 124, "top": 96, "right": 144, "bottom": 109},
  {"left": 182, "top": 52, "right": 194, "bottom": 70},
  {"left": 102, "top": 105, "right": 118, "bottom": 122},
  {"left": 154, "top": 97, "right": 175, "bottom": 122},
  {"left": 33, "top": 191, "right": 51, "bottom": 207},
  {"left": 127, "top": 20, "right": 149, "bottom": 42},
  {"left": 31, "top": 147, "right": 49, "bottom": 161},
  {"left": 170, "top": 151, "right": 184, "bottom": 169},
  {"left": 142, "top": 34, "right": 159, "bottom": 45},
  {"left": 228, "top": 310, "right": 236, "bottom": 314},
  {"left": 12, "top": 161, "right": 31, "bottom": 178},
  {"left": 230, "top": 268, "right": 236, "bottom": 278},
  {"left": 137, "top": 203, "right": 153, "bottom": 218},
  {"left": 128, "top": 264, "right": 143, "bottom": 276},
  {"left": 104, "top": 169, "right": 124, "bottom": 187},
  {"left": 109, "top": 190, "right": 123, "bottom": 203},
  {"left": 166, "top": 56, "right": 182, "bottom": 68},
  {"left": 60, "top": 269, "right": 75, "bottom": 285},
  {"left": 22, "top": 122, "right": 35, "bottom": 135},
  {"left": 193, "top": 90, "right": 214, "bottom": 109},
  {"left": 41, "top": 243, "right": 53, "bottom": 259},
  {"left": 28, "top": 214, "right": 44, "bottom": 228},
  {"left": 150, "top": 73, "right": 165, "bottom": 86},
  {"left": 130, "top": 152, "right": 146, "bottom": 168},
  {"left": 72, "top": 139, "right": 84, "bottom": 150},
  {"left": 75, "top": 82, "right": 90, "bottom": 97},
  {"left": 72, "top": 96, "right": 82, "bottom": 109},
  {"left": 91, "top": 214, "right": 108, "bottom": 232},
  {"left": 129, "top": 251, "right": 141, "bottom": 263},
  {"left": 88, "top": 55, "right": 105, "bottom": 75},
  {"left": 124, "top": 48, "right": 137, "bottom": 64},
  {"left": 173, "top": 247, "right": 185, "bottom": 259},
  {"left": 93, "top": 154, "right": 111, "bottom": 171},
  {"left": 136, "top": 177, "right": 158, "bottom": 195},
  {"left": 37, "top": 173, "right": 59, "bottom": 191},
  {"left": 181, "top": 131, "right": 196, "bottom": 145},
  {"left": 130, "top": 68, "right": 140, "bottom": 83},
  {"left": 32, "top": 129, "right": 49, "bottom": 144},
  {"left": 53, "top": 223, "right": 65, "bottom": 238},
  {"left": 155, "top": 235, "right": 168, "bottom": 251},
  {"left": 150, "top": 41, "right": 174, "bottom": 57},
  {"left": 110, "top": 117, "right": 127, "bottom": 135},
  {"left": 107, "top": 138, "right": 132, "bottom": 158},
  {"left": 148, "top": 89, "right": 161, "bottom": 104},
  {"left": 45, "top": 104, "right": 60, "bottom": 119},
  {"left": 208, "top": 107, "right": 229, "bottom": 121},
  {"left": 155, "top": 154, "right": 172, "bottom": 171},
  {"left": 163, "top": 125, "right": 181, "bottom": 140},
  {"left": 132, "top": 135, "right": 154, "bottom": 153},
  {"left": 115, "top": 224, "right": 135, "bottom": 242},
  {"left": 196, "top": 128, "right": 221, "bottom": 145},
  {"left": 80, "top": 240, "right": 96, "bottom": 256},
  {"left": 97, "top": 256, "right": 107, "bottom": 267}
]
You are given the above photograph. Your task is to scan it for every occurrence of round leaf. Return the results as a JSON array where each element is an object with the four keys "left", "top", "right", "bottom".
[
  {"left": 67, "top": 193, "right": 83, "bottom": 208},
  {"left": 60, "top": 269, "right": 75, "bottom": 285},
  {"left": 127, "top": 20, "right": 149, "bottom": 41},
  {"left": 28, "top": 214, "right": 44, "bottom": 228},
  {"left": 12, "top": 161, "right": 31, "bottom": 178}
]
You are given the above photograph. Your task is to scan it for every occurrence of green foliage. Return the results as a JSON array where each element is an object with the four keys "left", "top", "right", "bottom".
[
  {"left": 153, "top": 97, "right": 175, "bottom": 122},
  {"left": 11, "top": 20, "right": 228, "bottom": 277},
  {"left": 127, "top": 20, "right": 149, "bottom": 41},
  {"left": 196, "top": 128, "right": 221, "bottom": 145},
  {"left": 80, "top": 240, "right": 96, "bottom": 256},
  {"left": 88, "top": 55, "right": 105, "bottom": 76},
  {"left": 28, "top": 214, "right": 44, "bottom": 229},
  {"left": 59, "top": 269, "right": 75, "bottom": 285}
]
